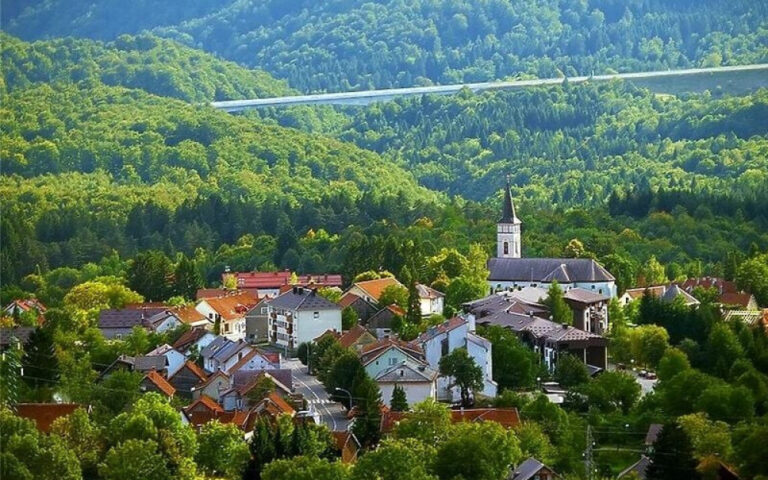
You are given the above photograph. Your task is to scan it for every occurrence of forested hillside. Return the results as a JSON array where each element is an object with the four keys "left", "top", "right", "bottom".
[
  {"left": 0, "top": 33, "right": 292, "bottom": 101},
  {"left": 0, "top": 82, "right": 442, "bottom": 283},
  {"left": 5, "top": 0, "right": 767, "bottom": 92},
  {"left": 284, "top": 83, "right": 768, "bottom": 203}
]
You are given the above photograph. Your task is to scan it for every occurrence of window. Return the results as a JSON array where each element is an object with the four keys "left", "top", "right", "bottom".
[
  {"left": 503, "top": 241, "right": 509, "bottom": 255},
  {"left": 441, "top": 338, "right": 449, "bottom": 356},
  {"left": 389, "top": 357, "right": 397, "bottom": 366},
  {"left": 115, "top": 334, "right": 123, "bottom": 340},
  {"left": 313, "top": 311, "right": 319, "bottom": 319}
]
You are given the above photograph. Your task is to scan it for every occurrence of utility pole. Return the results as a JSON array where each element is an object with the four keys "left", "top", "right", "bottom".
[{"left": 584, "top": 424, "right": 594, "bottom": 480}]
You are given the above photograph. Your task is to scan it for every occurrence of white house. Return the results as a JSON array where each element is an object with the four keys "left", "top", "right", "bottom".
[
  {"left": 145, "top": 344, "right": 186, "bottom": 378},
  {"left": 375, "top": 362, "right": 438, "bottom": 408},
  {"left": 200, "top": 337, "right": 254, "bottom": 373},
  {"left": 359, "top": 339, "right": 428, "bottom": 380},
  {"left": 416, "top": 284, "right": 445, "bottom": 316},
  {"left": 411, "top": 317, "right": 497, "bottom": 402},
  {"left": 195, "top": 292, "right": 257, "bottom": 341},
  {"left": 267, "top": 287, "right": 341, "bottom": 350},
  {"left": 226, "top": 349, "right": 280, "bottom": 376}
]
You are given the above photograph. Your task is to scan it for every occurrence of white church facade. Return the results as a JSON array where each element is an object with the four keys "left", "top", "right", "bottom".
[{"left": 487, "top": 182, "right": 617, "bottom": 298}]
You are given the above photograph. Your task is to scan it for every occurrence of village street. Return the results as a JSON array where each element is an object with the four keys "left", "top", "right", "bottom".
[{"left": 284, "top": 357, "right": 351, "bottom": 432}]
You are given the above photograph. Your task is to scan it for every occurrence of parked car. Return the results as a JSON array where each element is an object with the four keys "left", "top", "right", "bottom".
[
  {"left": 616, "top": 363, "right": 626, "bottom": 371},
  {"left": 646, "top": 371, "right": 657, "bottom": 380},
  {"left": 639, "top": 369, "right": 648, "bottom": 377}
]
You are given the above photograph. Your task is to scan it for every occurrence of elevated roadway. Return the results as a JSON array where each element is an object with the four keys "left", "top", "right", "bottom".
[{"left": 211, "top": 64, "right": 768, "bottom": 111}]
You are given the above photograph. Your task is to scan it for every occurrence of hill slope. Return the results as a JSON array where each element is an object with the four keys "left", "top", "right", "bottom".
[
  {"left": 5, "top": 0, "right": 767, "bottom": 92},
  {"left": 1, "top": 33, "right": 293, "bottom": 101}
]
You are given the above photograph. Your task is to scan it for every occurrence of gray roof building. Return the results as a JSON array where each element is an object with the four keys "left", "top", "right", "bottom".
[
  {"left": 0, "top": 327, "right": 34, "bottom": 348},
  {"left": 373, "top": 361, "right": 437, "bottom": 383},
  {"left": 488, "top": 258, "right": 614, "bottom": 283},
  {"left": 509, "top": 457, "right": 559, "bottom": 480},
  {"left": 268, "top": 287, "right": 340, "bottom": 311}
]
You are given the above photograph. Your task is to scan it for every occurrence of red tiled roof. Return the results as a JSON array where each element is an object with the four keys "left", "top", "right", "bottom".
[
  {"left": 201, "top": 292, "right": 259, "bottom": 321},
  {"left": 172, "top": 327, "right": 211, "bottom": 352},
  {"left": 227, "top": 271, "right": 343, "bottom": 289},
  {"left": 173, "top": 306, "right": 208, "bottom": 325},
  {"left": 189, "top": 395, "right": 224, "bottom": 413},
  {"left": 6, "top": 299, "right": 47, "bottom": 313},
  {"left": 380, "top": 408, "right": 520, "bottom": 433},
  {"left": 386, "top": 304, "right": 406, "bottom": 316},
  {"left": 338, "top": 324, "right": 372, "bottom": 348},
  {"left": 260, "top": 391, "right": 295, "bottom": 416},
  {"left": 451, "top": 408, "right": 520, "bottom": 429},
  {"left": 143, "top": 370, "right": 176, "bottom": 397},
  {"left": 352, "top": 278, "right": 404, "bottom": 302},
  {"left": 314, "top": 329, "right": 342, "bottom": 342},
  {"left": 359, "top": 338, "right": 424, "bottom": 364},
  {"left": 339, "top": 292, "right": 363, "bottom": 308},
  {"left": 15, "top": 403, "right": 82, "bottom": 433},
  {"left": 719, "top": 292, "right": 755, "bottom": 308}
]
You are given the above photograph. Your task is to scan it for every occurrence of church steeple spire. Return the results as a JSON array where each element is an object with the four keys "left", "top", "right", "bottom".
[
  {"left": 499, "top": 177, "right": 520, "bottom": 224},
  {"left": 497, "top": 177, "right": 521, "bottom": 258}
]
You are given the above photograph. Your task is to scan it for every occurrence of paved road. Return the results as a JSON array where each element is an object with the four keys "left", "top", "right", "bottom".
[
  {"left": 211, "top": 63, "right": 768, "bottom": 111},
  {"left": 607, "top": 363, "right": 657, "bottom": 395},
  {"left": 285, "top": 357, "right": 350, "bottom": 431}
]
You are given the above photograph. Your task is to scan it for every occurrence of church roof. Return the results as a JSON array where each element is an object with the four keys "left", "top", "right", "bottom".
[
  {"left": 488, "top": 258, "right": 615, "bottom": 283},
  {"left": 499, "top": 180, "right": 521, "bottom": 224}
]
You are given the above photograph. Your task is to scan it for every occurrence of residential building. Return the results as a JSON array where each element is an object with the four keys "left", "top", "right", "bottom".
[
  {"left": 245, "top": 298, "right": 271, "bottom": 343},
  {"left": 677, "top": 277, "right": 759, "bottom": 309},
  {"left": 619, "top": 285, "right": 700, "bottom": 307},
  {"left": 411, "top": 317, "right": 498, "bottom": 401},
  {"left": 172, "top": 327, "right": 217, "bottom": 357},
  {"left": 200, "top": 336, "right": 254, "bottom": 373},
  {"left": 332, "top": 431, "right": 361, "bottom": 464},
  {"left": 172, "top": 305, "right": 211, "bottom": 328},
  {"left": 193, "top": 371, "right": 231, "bottom": 402},
  {"left": 145, "top": 344, "right": 186, "bottom": 377},
  {"left": 97, "top": 308, "right": 181, "bottom": 339},
  {"left": 380, "top": 407, "right": 520, "bottom": 434},
  {"left": 374, "top": 361, "right": 438, "bottom": 408},
  {"left": 0, "top": 327, "right": 34, "bottom": 351},
  {"left": 15, "top": 403, "right": 84, "bottom": 433},
  {"left": 360, "top": 338, "right": 427, "bottom": 380},
  {"left": 488, "top": 182, "right": 617, "bottom": 297},
  {"left": 563, "top": 288, "right": 610, "bottom": 334},
  {"left": 3, "top": 299, "right": 46, "bottom": 324},
  {"left": 338, "top": 324, "right": 377, "bottom": 352},
  {"left": 182, "top": 396, "right": 260, "bottom": 433},
  {"left": 224, "top": 271, "right": 343, "bottom": 298},
  {"left": 267, "top": 287, "right": 342, "bottom": 349},
  {"left": 416, "top": 284, "right": 445, "bottom": 316},
  {"left": 366, "top": 304, "right": 405, "bottom": 339},
  {"left": 195, "top": 291, "right": 258, "bottom": 341},
  {"left": 338, "top": 293, "right": 378, "bottom": 323},
  {"left": 168, "top": 360, "right": 208, "bottom": 399},
  {"left": 226, "top": 349, "right": 281, "bottom": 376},
  {"left": 220, "top": 370, "right": 292, "bottom": 411},
  {"left": 140, "top": 370, "right": 176, "bottom": 398},
  {"left": 509, "top": 458, "right": 560, "bottom": 480},
  {"left": 344, "top": 277, "right": 404, "bottom": 305}
]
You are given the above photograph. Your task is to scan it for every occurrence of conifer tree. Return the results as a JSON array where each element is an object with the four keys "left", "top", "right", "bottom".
[{"left": 390, "top": 385, "right": 408, "bottom": 412}]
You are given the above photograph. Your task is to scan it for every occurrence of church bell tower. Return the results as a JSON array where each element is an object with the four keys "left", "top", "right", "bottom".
[{"left": 497, "top": 179, "right": 521, "bottom": 258}]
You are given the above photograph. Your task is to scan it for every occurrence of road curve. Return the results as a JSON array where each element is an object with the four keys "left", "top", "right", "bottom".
[{"left": 211, "top": 64, "right": 768, "bottom": 111}]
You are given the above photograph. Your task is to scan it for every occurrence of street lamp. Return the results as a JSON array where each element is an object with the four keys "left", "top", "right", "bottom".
[
  {"left": 335, "top": 387, "right": 353, "bottom": 409},
  {"left": 536, "top": 376, "right": 541, "bottom": 390}
]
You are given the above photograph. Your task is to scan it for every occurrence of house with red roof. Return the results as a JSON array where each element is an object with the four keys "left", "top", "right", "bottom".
[
  {"left": 15, "top": 403, "right": 85, "bottom": 433},
  {"left": 380, "top": 407, "right": 520, "bottom": 434},
  {"left": 338, "top": 324, "right": 377, "bottom": 352},
  {"left": 140, "top": 370, "right": 176, "bottom": 398},
  {"left": 3, "top": 299, "right": 46, "bottom": 325},
  {"left": 195, "top": 291, "right": 258, "bottom": 341},
  {"left": 223, "top": 271, "right": 342, "bottom": 298}
]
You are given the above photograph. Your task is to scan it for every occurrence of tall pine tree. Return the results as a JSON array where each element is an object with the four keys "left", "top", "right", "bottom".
[
  {"left": 646, "top": 422, "right": 701, "bottom": 480},
  {"left": 390, "top": 385, "right": 408, "bottom": 412}
]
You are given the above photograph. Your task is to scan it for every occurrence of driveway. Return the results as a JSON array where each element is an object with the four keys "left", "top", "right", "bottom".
[
  {"left": 607, "top": 363, "right": 657, "bottom": 396},
  {"left": 284, "top": 357, "right": 350, "bottom": 432}
]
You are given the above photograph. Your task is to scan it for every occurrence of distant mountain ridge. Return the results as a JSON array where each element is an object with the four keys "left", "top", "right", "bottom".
[
  {"left": 0, "top": 33, "right": 293, "bottom": 102},
  {"left": 4, "top": 0, "right": 767, "bottom": 93}
]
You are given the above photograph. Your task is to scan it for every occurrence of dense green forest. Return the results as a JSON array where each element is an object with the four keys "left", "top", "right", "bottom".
[
  {"left": 1, "top": 33, "right": 292, "bottom": 101},
  {"left": 4, "top": 0, "right": 768, "bottom": 92},
  {"left": 258, "top": 83, "right": 768, "bottom": 203},
  {"left": 2, "top": 35, "right": 768, "bottom": 290}
]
